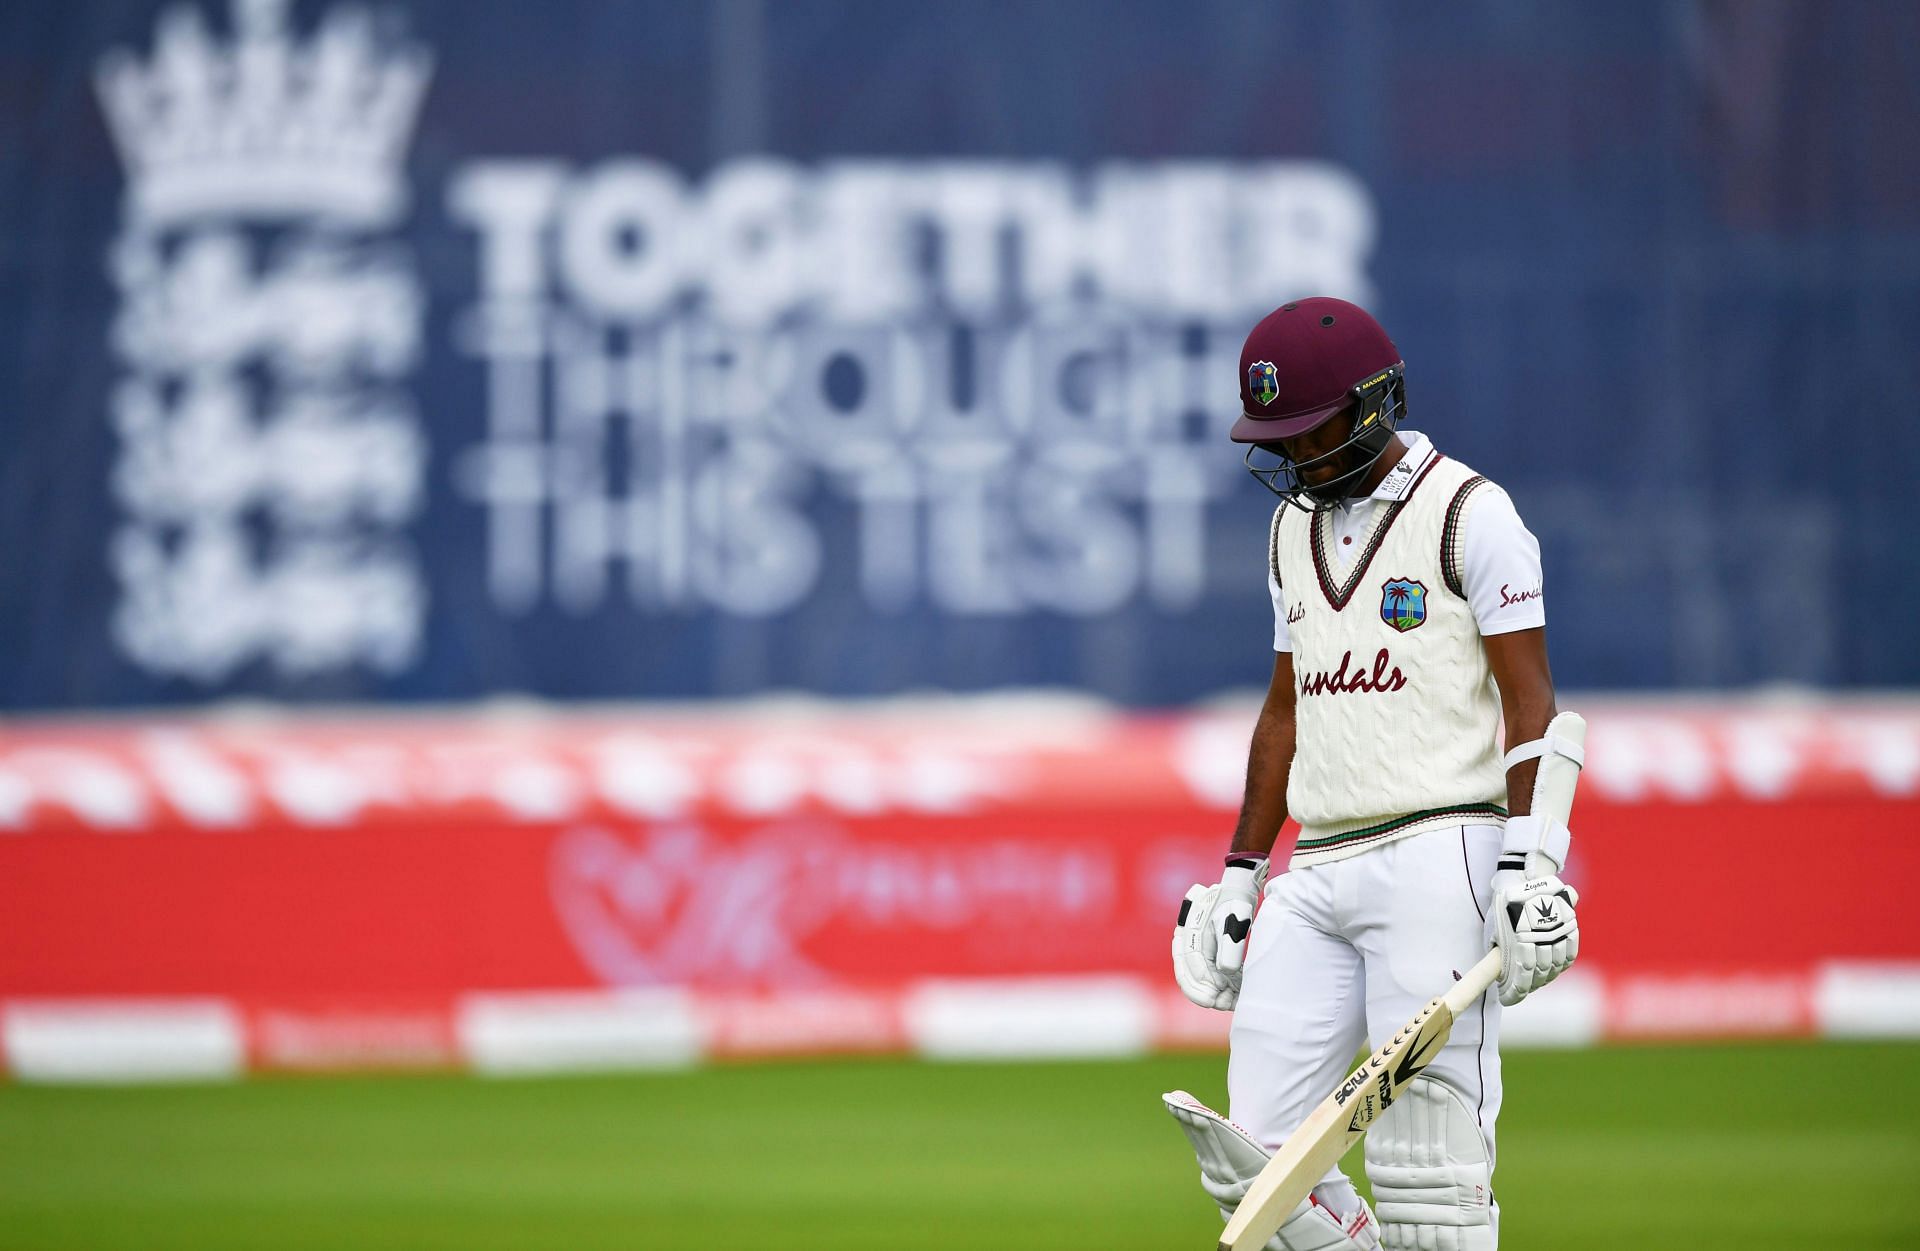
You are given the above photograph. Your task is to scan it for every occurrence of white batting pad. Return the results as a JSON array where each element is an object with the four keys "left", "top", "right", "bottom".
[
  {"left": 1162, "top": 1092, "right": 1381, "bottom": 1251},
  {"left": 1363, "top": 1077, "right": 1495, "bottom": 1251},
  {"left": 1163, "top": 1090, "right": 1271, "bottom": 1209}
]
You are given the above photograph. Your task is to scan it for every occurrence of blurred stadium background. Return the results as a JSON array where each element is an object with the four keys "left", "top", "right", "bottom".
[{"left": 3, "top": 1, "right": 1918, "bottom": 1248}]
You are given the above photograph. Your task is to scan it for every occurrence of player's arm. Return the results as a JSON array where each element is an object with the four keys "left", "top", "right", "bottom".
[
  {"left": 1458, "top": 481, "right": 1556, "bottom": 819},
  {"left": 1172, "top": 651, "right": 1294, "bottom": 1009},
  {"left": 1484, "top": 628, "right": 1581, "bottom": 1006},
  {"left": 1484, "top": 627, "right": 1555, "bottom": 818},
  {"left": 1229, "top": 649, "right": 1296, "bottom": 856},
  {"left": 1171, "top": 566, "right": 1298, "bottom": 1011},
  {"left": 1463, "top": 485, "right": 1579, "bottom": 1004}
]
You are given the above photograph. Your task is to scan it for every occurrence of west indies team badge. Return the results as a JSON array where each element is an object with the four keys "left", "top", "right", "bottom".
[
  {"left": 1248, "top": 360, "right": 1279, "bottom": 406},
  {"left": 1380, "top": 578, "right": 1427, "bottom": 632}
]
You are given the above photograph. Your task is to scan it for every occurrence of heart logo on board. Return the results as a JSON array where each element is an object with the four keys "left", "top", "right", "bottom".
[{"left": 549, "top": 824, "right": 840, "bottom": 988}]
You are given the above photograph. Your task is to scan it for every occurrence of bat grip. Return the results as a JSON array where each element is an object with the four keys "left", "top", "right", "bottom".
[{"left": 1446, "top": 947, "right": 1506, "bottom": 1012}]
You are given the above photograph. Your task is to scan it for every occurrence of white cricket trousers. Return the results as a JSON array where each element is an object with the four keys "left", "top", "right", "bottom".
[{"left": 1227, "top": 824, "right": 1504, "bottom": 1189}]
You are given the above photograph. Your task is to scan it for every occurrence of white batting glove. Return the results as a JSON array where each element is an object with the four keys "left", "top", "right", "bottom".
[
  {"left": 1485, "top": 859, "right": 1580, "bottom": 1007},
  {"left": 1173, "top": 856, "right": 1266, "bottom": 1011}
]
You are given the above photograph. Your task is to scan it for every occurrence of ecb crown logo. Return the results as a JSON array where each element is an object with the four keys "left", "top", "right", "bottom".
[
  {"left": 96, "top": 0, "right": 433, "bottom": 228},
  {"left": 94, "top": 0, "right": 434, "bottom": 683}
]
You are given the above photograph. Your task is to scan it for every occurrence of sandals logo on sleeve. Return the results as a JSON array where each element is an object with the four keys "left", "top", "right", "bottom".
[{"left": 1380, "top": 577, "right": 1427, "bottom": 632}]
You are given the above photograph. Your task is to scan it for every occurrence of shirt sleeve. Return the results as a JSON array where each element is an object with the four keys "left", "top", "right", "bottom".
[
  {"left": 1462, "top": 484, "right": 1546, "bottom": 636},
  {"left": 1269, "top": 566, "right": 1293, "bottom": 652}
]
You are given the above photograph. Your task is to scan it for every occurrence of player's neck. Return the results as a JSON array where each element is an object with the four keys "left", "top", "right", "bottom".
[{"left": 1345, "top": 434, "right": 1410, "bottom": 501}]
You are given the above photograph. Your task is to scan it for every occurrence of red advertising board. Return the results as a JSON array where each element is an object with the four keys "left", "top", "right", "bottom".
[{"left": 1, "top": 700, "right": 1916, "bottom": 1073}]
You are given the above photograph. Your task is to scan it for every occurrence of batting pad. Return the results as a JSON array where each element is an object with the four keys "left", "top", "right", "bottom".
[
  {"left": 1363, "top": 1077, "right": 1495, "bottom": 1251},
  {"left": 1162, "top": 1092, "right": 1380, "bottom": 1251},
  {"left": 1163, "top": 1090, "right": 1271, "bottom": 1210}
]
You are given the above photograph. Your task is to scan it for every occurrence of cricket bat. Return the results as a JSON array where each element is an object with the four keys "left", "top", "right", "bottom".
[{"left": 1215, "top": 711, "right": 1586, "bottom": 1251}]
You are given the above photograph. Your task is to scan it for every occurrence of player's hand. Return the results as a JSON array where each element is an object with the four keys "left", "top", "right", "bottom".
[
  {"left": 1172, "top": 858, "right": 1266, "bottom": 1011},
  {"left": 1485, "top": 865, "right": 1579, "bottom": 1007}
]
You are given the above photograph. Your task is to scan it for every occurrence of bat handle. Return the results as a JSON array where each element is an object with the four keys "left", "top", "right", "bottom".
[{"left": 1445, "top": 947, "right": 1505, "bottom": 1013}]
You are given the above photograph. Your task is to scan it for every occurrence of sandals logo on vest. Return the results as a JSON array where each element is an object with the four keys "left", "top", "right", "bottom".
[
  {"left": 1380, "top": 577, "right": 1427, "bottom": 632},
  {"left": 1297, "top": 647, "right": 1407, "bottom": 696}
]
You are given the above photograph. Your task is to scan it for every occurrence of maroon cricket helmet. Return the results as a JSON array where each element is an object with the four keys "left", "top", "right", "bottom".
[{"left": 1231, "top": 298, "right": 1404, "bottom": 444}]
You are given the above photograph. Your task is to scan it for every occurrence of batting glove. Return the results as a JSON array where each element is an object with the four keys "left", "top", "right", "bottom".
[
  {"left": 1172, "top": 856, "right": 1266, "bottom": 1011},
  {"left": 1485, "top": 860, "right": 1580, "bottom": 1007}
]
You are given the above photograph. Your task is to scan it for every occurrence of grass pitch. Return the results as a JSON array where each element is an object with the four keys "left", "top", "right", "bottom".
[{"left": 2, "top": 1042, "right": 1916, "bottom": 1250}]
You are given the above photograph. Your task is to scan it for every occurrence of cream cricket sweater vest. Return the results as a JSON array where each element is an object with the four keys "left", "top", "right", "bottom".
[{"left": 1270, "top": 454, "right": 1508, "bottom": 865}]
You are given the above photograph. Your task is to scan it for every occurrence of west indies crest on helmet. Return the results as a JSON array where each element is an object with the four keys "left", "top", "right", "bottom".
[{"left": 1232, "top": 297, "right": 1407, "bottom": 511}]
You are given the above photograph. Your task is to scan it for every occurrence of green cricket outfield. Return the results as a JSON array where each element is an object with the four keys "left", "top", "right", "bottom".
[{"left": 2, "top": 1042, "right": 1915, "bottom": 1250}]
